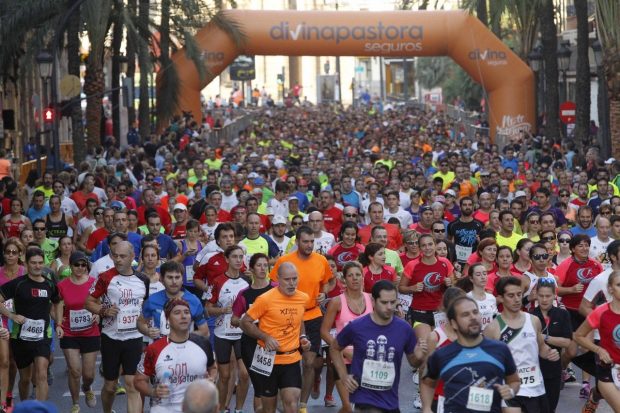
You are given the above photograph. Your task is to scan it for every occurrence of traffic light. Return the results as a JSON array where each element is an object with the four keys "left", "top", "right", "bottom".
[{"left": 43, "top": 106, "right": 54, "bottom": 124}]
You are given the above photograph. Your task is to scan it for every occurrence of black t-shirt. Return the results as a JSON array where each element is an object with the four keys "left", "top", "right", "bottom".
[
  {"left": 531, "top": 306, "right": 572, "bottom": 378},
  {"left": 0, "top": 275, "right": 60, "bottom": 339},
  {"left": 447, "top": 218, "right": 484, "bottom": 261}
]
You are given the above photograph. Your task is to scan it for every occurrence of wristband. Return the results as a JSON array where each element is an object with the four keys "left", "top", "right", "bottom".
[
  {"left": 509, "top": 388, "right": 515, "bottom": 398},
  {"left": 300, "top": 334, "right": 308, "bottom": 340}
]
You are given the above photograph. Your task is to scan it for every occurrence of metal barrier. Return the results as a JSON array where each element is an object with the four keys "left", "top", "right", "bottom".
[{"left": 203, "top": 112, "right": 256, "bottom": 147}]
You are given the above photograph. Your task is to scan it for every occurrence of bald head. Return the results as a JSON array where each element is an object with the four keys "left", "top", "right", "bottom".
[
  {"left": 183, "top": 379, "right": 218, "bottom": 413},
  {"left": 111, "top": 240, "right": 135, "bottom": 273}
]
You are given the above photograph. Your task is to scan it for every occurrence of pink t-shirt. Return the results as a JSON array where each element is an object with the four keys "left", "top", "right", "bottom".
[{"left": 58, "top": 277, "right": 100, "bottom": 337}]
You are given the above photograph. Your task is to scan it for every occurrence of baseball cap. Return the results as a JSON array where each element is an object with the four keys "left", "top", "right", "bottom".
[
  {"left": 514, "top": 190, "right": 527, "bottom": 198},
  {"left": 14, "top": 400, "right": 58, "bottom": 413},
  {"left": 605, "top": 157, "right": 616, "bottom": 165},
  {"left": 254, "top": 177, "right": 265, "bottom": 186},
  {"left": 420, "top": 205, "right": 432, "bottom": 213},
  {"left": 248, "top": 172, "right": 259, "bottom": 179},
  {"left": 109, "top": 200, "right": 126, "bottom": 211},
  {"left": 173, "top": 203, "right": 187, "bottom": 211},
  {"left": 272, "top": 215, "right": 287, "bottom": 225},
  {"left": 434, "top": 195, "right": 446, "bottom": 204},
  {"left": 153, "top": 176, "right": 164, "bottom": 185},
  {"left": 288, "top": 196, "right": 299, "bottom": 202},
  {"left": 444, "top": 189, "right": 457, "bottom": 198},
  {"left": 70, "top": 251, "right": 89, "bottom": 266}
]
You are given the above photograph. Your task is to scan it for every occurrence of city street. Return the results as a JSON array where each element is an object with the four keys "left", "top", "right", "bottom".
[{"left": 44, "top": 349, "right": 613, "bottom": 413}]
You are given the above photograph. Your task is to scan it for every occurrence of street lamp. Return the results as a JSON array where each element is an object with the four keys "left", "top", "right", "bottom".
[
  {"left": 324, "top": 60, "right": 331, "bottom": 75},
  {"left": 36, "top": 50, "right": 53, "bottom": 81},
  {"left": 528, "top": 45, "right": 543, "bottom": 119},
  {"left": 557, "top": 41, "right": 571, "bottom": 104},
  {"left": 592, "top": 38, "right": 611, "bottom": 158},
  {"left": 36, "top": 49, "right": 54, "bottom": 175}
]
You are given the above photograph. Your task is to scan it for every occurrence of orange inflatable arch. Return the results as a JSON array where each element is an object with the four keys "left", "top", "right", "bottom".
[{"left": 171, "top": 10, "right": 535, "bottom": 138}]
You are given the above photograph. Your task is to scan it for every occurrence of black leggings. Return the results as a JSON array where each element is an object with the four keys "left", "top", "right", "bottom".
[{"left": 544, "top": 376, "right": 562, "bottom": 413}]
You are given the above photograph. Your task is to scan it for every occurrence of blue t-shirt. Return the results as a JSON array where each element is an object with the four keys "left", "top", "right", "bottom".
[
  {"left": 156, "top": 233, "right": 179, "bottom": 259},
  {"left": 426, "top": 338, "right": 517, "bottom": 413},
  {"left": 336, "top": 314, "right": 416, "bottom": 410},
  {"left": 27, "top": 205, "right": 51, "bottom": 223},
  {"left": 91, "top": 232, "right": 143, "bottom": 262},
  {"left": 142, "top": 289, "right": 206, "bottom": 331}
]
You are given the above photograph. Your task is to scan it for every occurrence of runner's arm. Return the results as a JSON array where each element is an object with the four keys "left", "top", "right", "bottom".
[
  {"left": 239, "top": 313, "right": 279, "bottom": 351},
  {"left": 532, "top": 316, "right": 559, "bottom": 361},
  {"left": 320, "top": 297, "right": 341, "bottom": 345},
  {"left": 482, "top": 318, "right": 500, "bottom": 340},
  {"left": 419, "top": 377, "right": 437, "bottom": 413},
  {"left": 329, "top": 340, "right": 358, "bottom": 393}
]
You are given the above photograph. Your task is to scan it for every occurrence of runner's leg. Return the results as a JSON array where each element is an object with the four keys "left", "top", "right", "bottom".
[
  {"left": 63, "top": 348, "right": 82, "bottom": 404},
  {"left": 33, "top": 356, "right": 49, "bottom": 401}
]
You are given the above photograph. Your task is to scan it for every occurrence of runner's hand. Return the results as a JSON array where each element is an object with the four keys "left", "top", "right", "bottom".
[
  {"left": 263, "top": 336, "right": 280, "bottom": 352},
  {"left": 56, "top": 325, "right": 64, "bottom": 339},
  {"left": 494, "top": 383, "right": 515, "bottom": 400},
  {"left": 0, "top": 328, "right": 9, "bottom": 340},
  {"left": 154, "top": 384, "right": 170, "bottom": 398},
  {"left": 106, "top": 305, "right": 120, "bottom": 317},
  {"left": 414, "top": 339, "right": 428, "bottom": 359},
  {"left": 444, "top": 277, "right": 452, "bottom": 287},
  {"left": 596, "top": 347, "right": 613, "bottom": 364},
  {"left": 316, "top": 293, "right": 327, "bottom": 305},
  {"left": 148, "top": 327, "right": 161, "bottom": 339},
  {"left": 573, "top": 283, "right": 584, "bottom": 293},
  {"left": 343, "top": 375, "right": 359, "bottom": 393},
  {"left": 414, "top": 282, "right": 424, "bottom": 292},
  {"left": 300, "top": 337, "right": 311, "bottom": 352},
  {"left": 545, "top": 348, "right": 560, "bottom": 361}
]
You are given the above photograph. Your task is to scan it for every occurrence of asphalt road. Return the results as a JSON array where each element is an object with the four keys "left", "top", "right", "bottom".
[{"left": 33, "top": 351, "right": 613, "bottom": 413}]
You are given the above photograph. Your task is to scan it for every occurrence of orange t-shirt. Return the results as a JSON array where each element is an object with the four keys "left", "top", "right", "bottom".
[
  {"left": 270, "top": 252, "right": 333, "bottom": 321},
  {"left": 246, "top": 288, "right": 311, "bottom": 364}
]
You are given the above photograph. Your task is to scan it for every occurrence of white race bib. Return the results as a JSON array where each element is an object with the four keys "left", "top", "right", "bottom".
[
  {"left": 518, "top": 365, "right": 542, "bottom": 388},
  {"left": 434, "top": 311, "right": 448, "bottom": 329},
  {"left": 159, "top": 311, "right": 170, "bottom": 336},
  {"left": 455, "top": 245, "right": 473, "bottom": 262},
  {"left": 612, "top": 364, "right": 620, "bottom": 389},
  {"left": 398, "top": 293, "right": 413, "bottom": 309},
  {"left": 249, "top": 345, "right": 276, "bottom": 376},
  {"left": 223, "top": 314, "right": 242, "bottom": 338},
  {"left": 20, "top": 318, "right": 45, "bottom": 341},
  {"left": 437, "top": 395, "right": 445, "bottom": 413},
  {"left": 480, "top": 312, "right": 494, "bottom": 330},
  {"left": 69, "top": 309, "right": 93, "bottom": 332},
  {"left": 466, "top": 387, "right": 493, "bottom": 412},
  {"left": 185, "top": 265, "right": 195, "bottom": 283},
  {"left": 116, "top": 307, "right": 140, "bottom": 332},
  {"left": 360, "top": 359, "right": 395, "bottom": 390}
]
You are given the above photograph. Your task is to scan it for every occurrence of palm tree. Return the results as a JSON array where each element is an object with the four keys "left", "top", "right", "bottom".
[
  {"left": 595, "top": 1, "right": 620, "bottom": 159},
  {"left": 574, "top": 0, "right": 590, "bottom": 147},
  {"left": 416, "top": 58, "right": 449, "bottom": 90},
  {"left": 66, "top": 0, "right": 85, "bottom": 163},
  {"left": 539, "top": 0, "right": 561, "bottom": 141}
]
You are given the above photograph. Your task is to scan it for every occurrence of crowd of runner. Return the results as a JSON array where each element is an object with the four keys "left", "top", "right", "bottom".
[{"left": 0, "top": 102, "right": 619, "bottom": 413}]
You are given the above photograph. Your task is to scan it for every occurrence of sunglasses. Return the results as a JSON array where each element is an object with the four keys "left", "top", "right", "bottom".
[
  {"left": 406, "top": 240, "right": 418, "bottom": 245},
  {"left": 292, "top": 221, "right": 303, "bottom": 226},
  {"left": 559, "top": 193, "right": 569, "bottom": 197},
  {"left": 4, "top": 249, "right": 19, "bottom": 256},
  {"left": 344, "top": 214, "right": 357, "bottom": 218},
  {"left": 541, "top": 236, "right": 555, "bottom": 242},
  {"left": 558, "top": 238, "right": 571, "bottom": 244},
  {"left": 532, "top": 253, "right": 550, "bottom": 261},
  {"left": 95, "top": 211, "right": 103, "bottom": 216},
  {"left": 72, "top": 262, "right": 88, "bottom": 268},
  {"left": 34, "top": 227, "right": 46, "bottom": 232},
  {"left": 433, "top": 229, "right": 445, "bottom": 233}
]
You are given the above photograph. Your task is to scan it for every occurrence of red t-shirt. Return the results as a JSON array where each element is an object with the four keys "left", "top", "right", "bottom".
[
  {"left": 71, "top": 191, "right": 99, "bottom": 211},
  {"left": 399, "top": 252, "right": 420, "bottom": 269},
  {"left": 328, "top": 243, "right": 365, "bottom": 271},
  {"left": 358, "top": 224, "right": 403, "bottom": 251},
  {"left": 322, "top": 206, "right": 343, "bottom": 237},
  {"left": 472, "top": 210, "right": 490, "bottom": 224},
  {"left": 363, "top": 265, "right": 397, "bottom": 293},
  {"left": 586, "top": 303, "right": 620, "bottom": 363},
  {"left": 169, "top": 223, "right": 187, "bottom": 240},
  {"left": 403, "top": 257, "right": 454, "bottom": 311},
  {"left": 137, "top": 205, "right": 172, "bottom": 232},
  {"left": 556, "top": 257, "right": 603, "bottom": 310},
  {"left": 58, "top": 277, "right": 100, "bottom": 337},
  {"left": 86, "top": 227, "right": 109, "bottom": 251},
  {"left": 408, "top": 223, "right": 431, "bottom": 235},
  {"left": 199, "top": 209, "right": 231, "bottom": 225}
]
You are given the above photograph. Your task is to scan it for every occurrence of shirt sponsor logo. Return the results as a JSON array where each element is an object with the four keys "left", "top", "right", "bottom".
[{"left": 31, "top": 289, "right": 48, "bottom": 298}]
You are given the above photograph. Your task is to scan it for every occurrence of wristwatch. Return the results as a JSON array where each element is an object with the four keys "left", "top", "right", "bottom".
[{"left": 509, "top": 388, "right": 515, "bottom": 399}]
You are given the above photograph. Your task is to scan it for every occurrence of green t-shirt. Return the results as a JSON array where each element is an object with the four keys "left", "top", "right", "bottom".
[
  {"left": 385, "top": 248, "right": 404, "bottom": 276},
  {"left": 41, "top": 239, "right": 59, "bottom": 266}
]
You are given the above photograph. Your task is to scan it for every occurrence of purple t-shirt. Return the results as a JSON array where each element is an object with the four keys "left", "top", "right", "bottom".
[{"left": 336, "top": 314, "right": 416, "bottom": 410}]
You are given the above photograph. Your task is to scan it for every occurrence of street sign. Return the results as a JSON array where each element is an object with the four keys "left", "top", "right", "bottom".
[{"left": 559, "top": 101, "right": 576, "bottom": 124}]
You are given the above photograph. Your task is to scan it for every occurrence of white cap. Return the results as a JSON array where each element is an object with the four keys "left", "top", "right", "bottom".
[
  {"left": 514, "top": 191, "right": 526, "bottom": 198},
  {"left": 272, "top": 215, "right": 287, "bottom": 225},
  {"left": 444, "top": 189, "right": 457, "bottom": 197},
  {"left": 605, "top": 157, "right": 616, "bottom": 165},
  {"left": 173, "top": 203, "right": 187, "bottom": 211},
  {"left": 248, "top": 172, "right": 259, "bottom": 179}
]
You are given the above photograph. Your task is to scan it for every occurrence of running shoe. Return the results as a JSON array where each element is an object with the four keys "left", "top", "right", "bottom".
[
  {"left": 580, "top": 382, "right": 591, "bottom": 399},
  {"left": 311, "top": 377, "right": 321, "bottom": 399},
  {"left": 413, "top": 392, "right": 422, "bottom": 410},
  {"left": 324, "top": 395, "right": 336, "bottom": 407},
  {"left": 115, "top": 383, "right": 126, "bottom": 395},
  {"left": 71, "top": 404, "right": 80, "bottom": 413},
  {"left": 563, "top": 367, "right": 576, "bottom": 383},
  {"left": 299, "top": 404, "right": 308, "bottom": 413},
  {"left": 581, "top": 399, "right": 598, "bottom": 413},
  {"left": 85, "top": 389, "right": 97, "bottom": 408}
]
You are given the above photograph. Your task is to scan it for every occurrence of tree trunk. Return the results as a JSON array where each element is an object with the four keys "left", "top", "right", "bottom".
[
  {"left": 476, "top": 0, "right": 488, "bottom": 27},
  {"left": 574, "top": 0, "right": 590, "bottom": 149},
  {"left": 111, "top": 10, "right": 123, "bottom": 145},
  {"left": 611, "top": 98, "right": 620, "bottom": 160},
  {"left": 126, "top": 0, "right": 137, "bottom": 127},
  {"left": 84, "top": 54, "right": 104, "bottom": 149},
  {"left": 156, "top": 0, "right": 171, "bottom": 124},
  {"left": 489, "top": 0, "right": 502, "bottom": 39},
  {"left": 540, "top": 0, "right": 561, "bottom": 142},
  {"left": 138, "top": 0, "right": 150, "bottom": 140},
  {"left": 66, "top": 0, "right": 84, "bottom": 164}
]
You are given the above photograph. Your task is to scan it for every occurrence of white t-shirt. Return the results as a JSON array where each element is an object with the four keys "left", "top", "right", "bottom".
[
  {"left": 60, "top": 197, "right": 80, "bottom": 217},
  {"left": 220, "top": 193, "right": 238, "bottom": 212},
  {"left": 384, "top": 207, "right": 413, "bottom": 228},
  {"left": 466, "top": 291, "right": 497, "bottom": 330},
  {"left": 583, "top": 268, "right": 613, "bottom": 304},
  {"left": 313, "top": 231, "right": 336, "bottom": 255},
  {"left": 589, "top": 236, "right": 612, "bottom": 265}
]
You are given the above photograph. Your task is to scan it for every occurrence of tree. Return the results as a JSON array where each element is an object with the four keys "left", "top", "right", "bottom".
[
  {"left": 574, "top": 0, "right": 590, "bottom": 147},
  {"left": 66, "top": 0, "right": 85, "bottom": 163},
  {"left": 416, "top": 58, "right": 449, "bottom": 90},
  {"left": 539, "top": 0, "right": 561, "bottom": 141},
  {"left": 595, "top": 1, "right": 620, "bottom": 159}
]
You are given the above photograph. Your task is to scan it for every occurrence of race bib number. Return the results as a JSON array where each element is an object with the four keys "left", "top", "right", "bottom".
[
  {"left": 360, "top": 359, "right": 395, "bottom": 391},
  {"left": 249, "top": 345, "right": 276, "bottom": 376},
  {"left": 434, "top": 311, "right": 448, "bottom": 330},
  {"left": 518, "top": 365, "right": 542, "bottom": 388},
  {"left": 455, "top": 245, "right": 473, "bottom": 262},
  {"left": 480, "top": 312, "right": 494, "bottom": 330},
  {"left": 185, "top": 265, "right": 195, "bottom": 283},
  {"left": 466, "top": 387, "right": 493, "bottom": 412},
  {"left": 398, "top": 293, "right": 413, "bottom": 309},
  {"left": 117, "top": 307, "right": 140, "bottom": 332},
  {"left": 69, "top": 309, "right": 93, "bottom": 332},
  {"left": 612, "top": 365, "right": 620, "bottom": 389},
  {"left": 19, "top": 318, "right": 45, "bottom": 341},
  {"left": 223, "top": 314, "right": 241, "bottom": 338}
]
